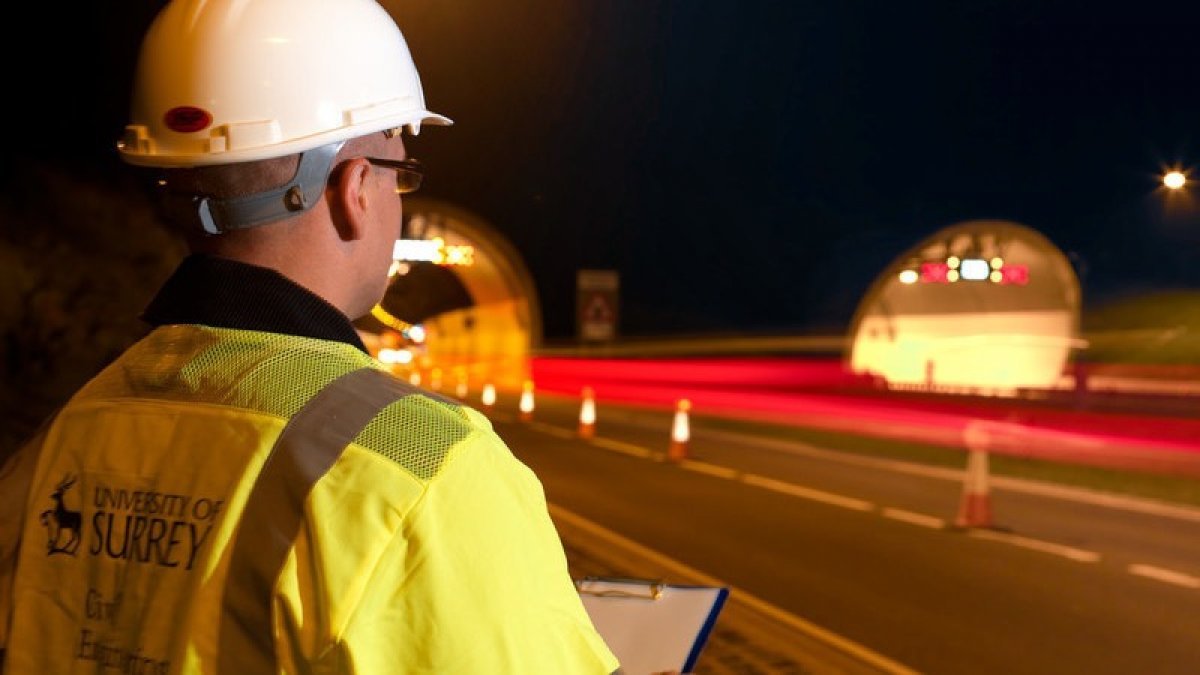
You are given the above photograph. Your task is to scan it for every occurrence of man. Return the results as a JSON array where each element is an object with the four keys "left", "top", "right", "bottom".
[{"left": 0, "top": 0, "right": 618, "bottom": 672}]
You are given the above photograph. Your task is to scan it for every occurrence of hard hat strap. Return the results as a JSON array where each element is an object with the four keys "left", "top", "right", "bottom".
[{"left": 192, "top": 141, "right": 347, "bottom": 235}]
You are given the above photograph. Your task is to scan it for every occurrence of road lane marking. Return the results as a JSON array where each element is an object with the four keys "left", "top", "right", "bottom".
[
  {"left": 882, "top": 507, "right": 946, "bottom": 529},
  {"left": 680, "top": 459, "right": 740, "bottom": 480},
  {"left": 1128, "top": 564, "right": 1200, "bottom": 589},
  {"left": 589, "top": 437, "right": 654, "bottom": 459},
  {"left": 548, "top": 503, "right": 920, "bottom": 675},
  {"left": 512, "top": 420, "right": 1145, "bottom": 571},
  {"left": 521, "top": 422, "right": 659, "bottom": 459},
  {"left": 968, "top": 529, "right": 1101, "bottom": 563},
  {"left": 529, "top": 422, "right": 576, "bottom": 439},
  {"left": 505, "top": 412, "right": 1200, "bottom": 609},
  {"left": 742, "top": 474, "right": 874, "bottom": 512},
  {"left": 517, "top": 423, "right": 1116, "bottom": 568},
  {"left": 693, "top": 426, "right": 1200, "bottom": 522}
]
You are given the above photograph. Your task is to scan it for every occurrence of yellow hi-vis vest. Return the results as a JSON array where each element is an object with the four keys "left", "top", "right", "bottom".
[{"left": 0, "top": 325, "right": 618, "bottom": 674}]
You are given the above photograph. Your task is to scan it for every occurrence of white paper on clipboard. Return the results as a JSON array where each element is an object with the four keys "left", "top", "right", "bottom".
[{"left": 575, "top": 576, "right": 728, "bottom": 675}]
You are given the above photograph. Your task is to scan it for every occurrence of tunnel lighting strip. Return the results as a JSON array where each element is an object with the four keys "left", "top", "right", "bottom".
[{"left": 370, "top": 304, "right": 412, "bottom": 332}]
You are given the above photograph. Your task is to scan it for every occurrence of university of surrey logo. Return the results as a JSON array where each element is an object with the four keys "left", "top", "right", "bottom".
[{"left": 40, "top": 473, "right": 82, "bottom": 556}]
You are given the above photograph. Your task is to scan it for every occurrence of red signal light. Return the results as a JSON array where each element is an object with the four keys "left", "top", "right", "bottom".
[
  {"left": 999, "top": 264, "right": 1029, "bottom": 285},
  {"left": 920, "top": 262, "right": 951, "bottom": 283}
]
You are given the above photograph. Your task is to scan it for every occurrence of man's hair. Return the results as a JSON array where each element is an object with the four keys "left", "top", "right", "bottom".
[
  {"left": 148, "top": 154, "right": 303, "bottom": 248},
  {"left": 148, "top": 133, "right": 387, "bottom": 248},
  {"left": 163, "top": 154, "right": 302, "bottom": 201}
]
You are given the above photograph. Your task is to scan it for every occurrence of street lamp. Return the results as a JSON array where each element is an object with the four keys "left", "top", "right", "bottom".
[{"left": 1163, "top": 170, "right": 1187, "bottom": 190}]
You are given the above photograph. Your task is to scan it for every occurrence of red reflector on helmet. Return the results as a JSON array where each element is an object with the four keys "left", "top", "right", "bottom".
[{"left": 164, "top": 106, "right": 213, "bottom": 133}]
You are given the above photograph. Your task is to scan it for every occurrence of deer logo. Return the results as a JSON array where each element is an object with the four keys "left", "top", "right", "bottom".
[{"left": 40, "top": 473, "right": 82, "bottom": 556}]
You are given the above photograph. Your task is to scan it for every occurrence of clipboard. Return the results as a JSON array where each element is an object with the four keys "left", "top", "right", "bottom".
[{"left": 576, "top": 576, "right": 729, "bottom": 674}]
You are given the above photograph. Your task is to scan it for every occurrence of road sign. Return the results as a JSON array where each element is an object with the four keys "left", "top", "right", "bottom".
[{"left": 577, "top": 269, "right": 619, "bottom": 342}]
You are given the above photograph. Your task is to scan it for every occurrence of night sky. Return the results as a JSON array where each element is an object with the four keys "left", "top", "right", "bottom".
[{"left": 9, "top": 2, "right": 1200, "bottom": 339}]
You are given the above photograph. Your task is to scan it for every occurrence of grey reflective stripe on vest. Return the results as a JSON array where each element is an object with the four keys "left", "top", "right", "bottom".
[{"left": 219, "top": 367, "right": 418, "bottom": 673}]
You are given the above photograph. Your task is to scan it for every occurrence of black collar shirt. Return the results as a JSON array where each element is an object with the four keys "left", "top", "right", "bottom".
[{"left": 141, "top": 253, "right": 369, "bottom": 354}]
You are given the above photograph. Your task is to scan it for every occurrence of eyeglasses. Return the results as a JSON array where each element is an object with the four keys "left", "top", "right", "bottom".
[{"left": 364, "top": 157, "right": 424, "bottom": 194}]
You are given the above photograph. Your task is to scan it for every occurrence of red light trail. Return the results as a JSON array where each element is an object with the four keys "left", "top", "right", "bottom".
[{"left": 531, "top": 357, "right": 1200, "bottom": 477}]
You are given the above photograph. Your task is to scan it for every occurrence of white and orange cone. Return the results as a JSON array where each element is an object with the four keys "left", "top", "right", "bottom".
[
  {"left": 455, "top": 371, "right": 469, "bottom": 400},
  {"left": 667, "top": 399, "right": 691, "bottom": 462},
  {"left": 518, "top": 380, "right": 536, "bottom": 422},
  {"left": 430, "top": 367, "right": 444, "bottom": 392},
  {"left": 956, "top": 422, "right": 994, "bottom": 528},
  {"left": 480, "top": 383, "right": 497, "bottom": 414},
  {"left": 578, "top": 387, "right": 597, "bottom": 438}
]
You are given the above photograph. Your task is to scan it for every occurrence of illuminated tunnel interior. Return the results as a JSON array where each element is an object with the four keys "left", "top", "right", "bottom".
[
  {"left": 376, "top": 262, "right": 473, "bottom": 323},
  {"left": 849, "top": 219, "right": 1082, "bottom": 395},
  {"left": 355, "top": 198, "right": 542, "bottom": 392}
]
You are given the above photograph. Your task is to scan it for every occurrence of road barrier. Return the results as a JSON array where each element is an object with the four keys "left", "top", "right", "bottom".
[
  {"left": 668, "top": 399, "right": 691, "bottom": 462},
  {"left": 481, "top": 383, "right": 497, "bottom": 414},
  {"left": 519, "top": 380, "right": 536, "bottom": 422},
  {"left": 956, "top": 422, "right": 994, "bottom": 528},
  {"left": 579, "top": 386, "right": 597, "bottom": 439}
]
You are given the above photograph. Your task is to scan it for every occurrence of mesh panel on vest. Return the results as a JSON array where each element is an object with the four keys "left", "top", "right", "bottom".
[
  {"left": 352, "top": 395, "right": 471, "bottom": 481},
  {"left": 73, "top": 325, "right": 470, "bottom": 481}
]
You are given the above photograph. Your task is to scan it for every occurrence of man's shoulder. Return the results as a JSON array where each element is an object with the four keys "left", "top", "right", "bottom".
[
  {"left": 74, "top": 325, "right": 373, "bottom": 418},
  {"left": 349, "top": 382, "right": 484, "bottom": 482}
]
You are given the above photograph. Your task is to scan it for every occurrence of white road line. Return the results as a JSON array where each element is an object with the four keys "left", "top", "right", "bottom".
[
  {"left": 1128, "top": 564, "right": 1200, "bottom": 589},
  {"left": 680, "top": 459, "right": 740, "bottom": 480},
  {"left": 548, "top": 503, "right": 920, "bottom": 675},
  {"left": 882, "top": 507, "right": 946, "bottom": 529},
  {"left": 742, "top": 474, "right": 874, "bottom": 512},
  {"left": 590, "top": 437, "right": 653, "bottom": 459},
  {"left": 987, "top": 478, "right": 1200, "bottom": 523},
  {"left": 516, "top": 421, "right": 1167, "bottom": 578},
  {"left": 696, "top": 426, "right": 1200, "bottom": 523},
  {"left": 529, "top": 422, "right": 576, "bottom": 440},
  {"left": 968, "top": 529, "right": 1101, "bottom": 563}
]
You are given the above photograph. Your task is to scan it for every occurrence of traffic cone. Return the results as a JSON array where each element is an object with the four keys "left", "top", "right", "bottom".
[
  {"left": 578, "top": 387, "right": 597, "bottom": 438},
  {"left": 481, "top": 383, "right": 497, "bottom": 414},
  {"left": 955, "top": 448, "right": 994, "bottom": 528},
  {"left": 408, "top": 370, "right": 422, "bottom": 387},
  {"left": 431, "top": 367, "right": 443, "bottom": 392},
  {"left": 667, "top": 399, "right": 691, "bottom": 462},
  {"left": 518, "top": 380, "right": 535, "bottom": 422},
  {"left": 455, "top": 370, "right": 468, "bottom": 400}
]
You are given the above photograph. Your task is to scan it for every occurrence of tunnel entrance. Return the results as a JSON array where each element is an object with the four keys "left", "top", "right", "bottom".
[
  {"left": 354, "top": 197, "right": 541, "bottom": 392},
  {"left": 848, "top": 220, "right": 1082, "bottom": 395}
]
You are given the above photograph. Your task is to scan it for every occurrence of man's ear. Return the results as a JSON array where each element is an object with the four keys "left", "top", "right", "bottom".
[{"left": 327, "top": 157, "right": 372, "bottom": 242}]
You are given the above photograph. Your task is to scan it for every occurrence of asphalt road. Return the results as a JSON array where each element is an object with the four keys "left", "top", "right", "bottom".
[{"left": 489, "top": 394, "right": 1200, "bottom": 675}]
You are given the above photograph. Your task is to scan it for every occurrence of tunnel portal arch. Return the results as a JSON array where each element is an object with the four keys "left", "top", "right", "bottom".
[
  {"left": 356, "top": 197, "right": 541, "bottom": 391},
  {"left": 848, "top": 220, "right": 1082, "bottom": 395}
]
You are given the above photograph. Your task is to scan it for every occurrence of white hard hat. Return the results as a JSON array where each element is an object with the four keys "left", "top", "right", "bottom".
[{"left": 118, "top": 0, "right": 451, "bottom": 168}]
